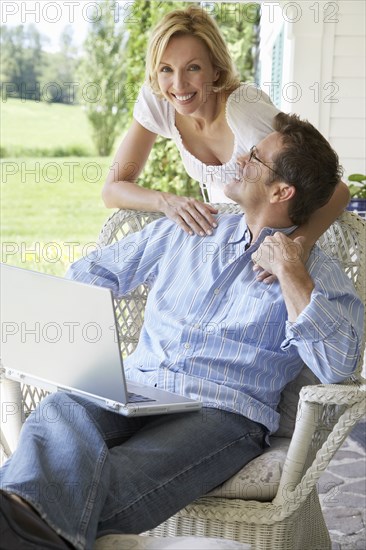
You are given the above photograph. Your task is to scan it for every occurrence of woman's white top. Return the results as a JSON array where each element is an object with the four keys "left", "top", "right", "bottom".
[{"left": 133, "top": 83, "right": 280, "bottom": 203}]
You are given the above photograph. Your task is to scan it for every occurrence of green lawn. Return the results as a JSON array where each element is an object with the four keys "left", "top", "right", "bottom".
[
  {"left": 1, "top": 98, "right": 96, "bottom": 156},
  {"left": 1, "top": 99, "right": 123, "bottom": 276},
  {"left": 1, "top": 157, "right": 114, "bottom": 276}
]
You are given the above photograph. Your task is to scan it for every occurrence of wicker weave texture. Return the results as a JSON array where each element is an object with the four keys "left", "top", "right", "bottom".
[{"left": 145, "top": 489, "right": 331, "bottom": 550}]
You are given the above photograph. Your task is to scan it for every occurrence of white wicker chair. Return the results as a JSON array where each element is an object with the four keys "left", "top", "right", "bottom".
[{"left": 1, "top": 206, "right": 365, "bottom": 550}]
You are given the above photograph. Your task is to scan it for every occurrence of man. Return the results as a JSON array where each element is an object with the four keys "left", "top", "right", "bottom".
[{"left": 1, "top": 113, "right": 363, "bottom": 549}]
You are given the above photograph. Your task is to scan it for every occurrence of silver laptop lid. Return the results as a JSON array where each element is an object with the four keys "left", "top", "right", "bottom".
[{"left": 0, "top": 263, "right": 128, "bottom": 404}]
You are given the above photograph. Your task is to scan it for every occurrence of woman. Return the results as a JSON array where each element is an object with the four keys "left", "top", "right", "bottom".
[{"left": 102, "top": 6, "right": 349, "bottom": 252}]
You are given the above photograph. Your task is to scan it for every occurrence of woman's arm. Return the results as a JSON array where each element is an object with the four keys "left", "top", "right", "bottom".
[
  {"left": 102, "top": 119, "right": 161, "bottom": 209},
  {"left": 254, "top": 180, "right": 350, "bottom": 282},
  {"left": 289, "top": 180, "right": 350, "bottom": 248},
  {"left": 102, "top": 120, "right": 218, "bottom": 236}
]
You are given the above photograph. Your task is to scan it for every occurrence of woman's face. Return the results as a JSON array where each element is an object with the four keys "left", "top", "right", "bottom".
[{"left": 157, "top": 34, "right": 220, "bottom": 115}]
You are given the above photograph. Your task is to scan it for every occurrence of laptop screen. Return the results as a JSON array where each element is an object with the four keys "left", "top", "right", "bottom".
[{"left": 1, "top": 264, "right": 128, "bottom": 403}]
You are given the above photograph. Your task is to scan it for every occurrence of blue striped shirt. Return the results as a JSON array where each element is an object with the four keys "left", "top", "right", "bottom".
[{"left": 67, "top": 214, "right": 364, "bottom": 433}]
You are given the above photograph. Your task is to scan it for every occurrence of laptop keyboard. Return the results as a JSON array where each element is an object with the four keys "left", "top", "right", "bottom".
[{"left": 127, "top": 391, "right": 156, "bottom": 403}]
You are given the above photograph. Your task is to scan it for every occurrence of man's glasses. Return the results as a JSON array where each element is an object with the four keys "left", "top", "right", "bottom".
[{"left": 248, "top": 146, "right": 281, "bottom": 178}]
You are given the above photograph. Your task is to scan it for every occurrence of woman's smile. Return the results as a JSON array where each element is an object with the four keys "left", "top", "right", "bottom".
[{"left": 157, "top": 34, "right": 220, "bottom": 117}]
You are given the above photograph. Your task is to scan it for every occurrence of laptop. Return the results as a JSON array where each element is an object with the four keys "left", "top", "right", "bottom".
[{"left": 0, "top": 263, "right": 202, "bottom": 416}]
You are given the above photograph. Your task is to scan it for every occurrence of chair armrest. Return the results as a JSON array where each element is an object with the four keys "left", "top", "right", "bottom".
[
  {"left": 273, "top": 382, "right": 365, "bottom": 507},
  {"left": 299, "top": 381, "right": 365, "bottom": 405},
  {"left": 0, "top": 368, "right": 24, "bottom": 457}
]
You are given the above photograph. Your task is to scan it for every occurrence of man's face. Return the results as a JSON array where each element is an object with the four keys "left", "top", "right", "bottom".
[{"left": 224, "top": 132, "right": 284, "bottom": 209}]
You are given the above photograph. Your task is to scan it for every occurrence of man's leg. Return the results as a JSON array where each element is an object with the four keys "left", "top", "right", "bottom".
[
  {"left": 1, "top": 392, "right": 266, "bottom": 548},
  {"left": 0, "top": 392, "right": 148, "bottom": 549},
  {"left": 97, "top": 406, "right": 266, "bottom": 536}
]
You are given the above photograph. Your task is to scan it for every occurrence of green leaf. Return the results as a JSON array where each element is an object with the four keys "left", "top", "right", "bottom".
[{"left": 348, "top": 173, "right": 366, "bottom": 183}]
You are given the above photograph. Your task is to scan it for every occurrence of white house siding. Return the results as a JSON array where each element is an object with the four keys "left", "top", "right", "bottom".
[
  {"left": 330, "top": 1, "right": 365, "bottom": 177},
  {"left": 258, "top": 0, "right": 365, "bottom": 178}
]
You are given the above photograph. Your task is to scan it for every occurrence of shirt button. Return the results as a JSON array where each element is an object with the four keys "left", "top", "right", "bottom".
[
  {"left": 194, "top": 324, "right": 200, "bottom": 330},
  {"left": 214, "top": 288, "right": 220, "bottom": 295},
  {"left": 184, "top": 343, "right": 191, "bottom": 349}
]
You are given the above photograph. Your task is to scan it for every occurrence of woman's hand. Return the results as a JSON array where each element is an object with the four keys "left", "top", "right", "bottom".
[{"left": 160, "top": 193, "right": 219, "bottom": 236}]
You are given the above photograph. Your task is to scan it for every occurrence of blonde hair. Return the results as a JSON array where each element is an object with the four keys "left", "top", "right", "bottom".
[{"left": 146, "top": 5, "right": 240, "bottom": 98}]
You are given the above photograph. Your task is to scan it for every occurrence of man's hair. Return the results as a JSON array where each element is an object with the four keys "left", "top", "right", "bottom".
[
  {"left": 146, "top": 5, "right": 240, "bottom": 98},
  {"left": 272, "top": 112, "right": 343, "bottom": 225}
]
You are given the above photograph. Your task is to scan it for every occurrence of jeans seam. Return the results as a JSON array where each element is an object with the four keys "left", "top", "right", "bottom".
[{"left": 78, "top": 445, "right": 108, "bottom": 535}]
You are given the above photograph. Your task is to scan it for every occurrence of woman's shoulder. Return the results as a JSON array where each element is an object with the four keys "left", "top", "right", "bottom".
[
  {"left": 225, "top": 82, "right": 280, "bottom": 139},
  {"left": 227, "top": 82, "right": 278, "bottom": 113},
  {"left": 133, "top": 84, "right": 173, "bottom": 138}
]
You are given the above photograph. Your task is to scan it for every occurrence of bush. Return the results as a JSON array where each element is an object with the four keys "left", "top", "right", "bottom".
[
  {"left": 0, "top": 145, "right": 93, "bottom": 158},
  {"left": 142, "top": 137, "right": 201, "bottom": 199}
]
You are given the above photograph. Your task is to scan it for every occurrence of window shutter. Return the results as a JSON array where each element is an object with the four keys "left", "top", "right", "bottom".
[{"left": 271, "top": 28, "right": 284, "bottom": 108}]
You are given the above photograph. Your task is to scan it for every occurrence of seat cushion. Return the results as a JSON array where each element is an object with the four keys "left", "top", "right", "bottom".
[{"left": 207, "top": 437, "right": 290, "bottom": 502}]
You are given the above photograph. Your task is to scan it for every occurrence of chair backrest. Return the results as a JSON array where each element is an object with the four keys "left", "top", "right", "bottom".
[
  {"left": 98, "top": 209, "right": 163, "bottom": 356},
  {"left": 317, "top": 211, "right": 365, "bottom": 378},
  {"left": 98, "top": 207, "right": 366, "bottom": 432}
]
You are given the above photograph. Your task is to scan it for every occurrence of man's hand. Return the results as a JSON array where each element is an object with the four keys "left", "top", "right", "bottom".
[
  {"left": 252, "top": 232, "right": 315, "bottom": 322},
  {"left": 252, "top": 233, "right": 312, "bottom": 284},
  {"left": 251, "top": 232, "right": 305, "bottom": 278}
]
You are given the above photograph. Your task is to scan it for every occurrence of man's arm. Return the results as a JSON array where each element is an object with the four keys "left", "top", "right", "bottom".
[
  {"left": 252, "top": 232, "right": 364, "bottom": 383},
  {"left": 66, "top": 217, "right": 173, "bottom": 297}
]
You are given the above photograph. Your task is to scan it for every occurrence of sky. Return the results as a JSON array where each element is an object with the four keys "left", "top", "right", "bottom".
[{"left": 0, "top": 1, "right": 130, "bottom": 52}]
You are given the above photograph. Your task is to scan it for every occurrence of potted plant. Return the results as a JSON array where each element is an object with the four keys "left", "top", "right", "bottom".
[{"left": 346, "top": 173, "right": 366, "bottom": 218}]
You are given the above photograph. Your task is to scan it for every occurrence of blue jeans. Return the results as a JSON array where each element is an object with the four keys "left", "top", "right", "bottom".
[{"left": 0, "top": 392, "right": 266, "bottom": 549}]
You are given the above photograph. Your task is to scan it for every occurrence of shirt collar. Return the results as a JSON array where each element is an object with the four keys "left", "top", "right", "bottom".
[
  {"left": 228, "top": 214, "right": 250, "bottom": 245},
  {"left": 228, "top": 214, "right": 297, "bottom": 246},
  {"left": 255, "top": 225, "right": 298, "bottom": 242}
]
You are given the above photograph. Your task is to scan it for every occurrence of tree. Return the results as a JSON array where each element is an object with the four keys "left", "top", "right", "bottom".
[
  {"left": 1, "top": 22, "right": 80, "bottom": 105},
  {"left": 0, "top": 24, "right": 45, "bottom": 100},
  {"left": 79, "top": 0, "right": 128, "bottom": 156},
  {"left": 39, "top": 25, "right": 79, "bottom": 104},
  {"left": 214, "top": 2, "right": 260, "bottom": 83}
]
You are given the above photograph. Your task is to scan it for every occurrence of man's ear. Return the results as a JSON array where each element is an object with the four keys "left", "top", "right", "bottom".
[{"left": 270, "top": 183, "right": 296, "bottom": 204}]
